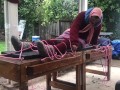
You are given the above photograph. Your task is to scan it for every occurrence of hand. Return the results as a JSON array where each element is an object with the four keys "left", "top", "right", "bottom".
[{"left": 72, "top": 45, "right": 78, "bottom": 51}]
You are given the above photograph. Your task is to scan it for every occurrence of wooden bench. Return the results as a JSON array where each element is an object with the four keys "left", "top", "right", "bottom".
[
  {"left": 0, "top": 46, "right": 112, "bottom": 90},
  {"left": 45, "top": 46, "right": 112, "bottom": 90},
  {"left": 84, "top": 46, "right": 112, "bottom": 86},
  {"left": 99, "top": 32, "right": 113, "bottom": 39},
  {"left": 0, "top": 52, "right": 83, "bottom": 90}
]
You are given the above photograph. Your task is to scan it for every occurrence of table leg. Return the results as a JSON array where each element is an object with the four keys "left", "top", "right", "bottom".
[
  {"left": 46, "top": 74, "right": 52, "bottom": 90},
  {"left": 107, "top": 56, "right": 111, "bottom": 81},
  {"left": 82, "top": 51, "right": 86, "bottom": 90},
  {"left": 76, "top": 65, "right": 82, "bottom": 90},
  {"left": 19, "top": 82, "right": 28, "bottom": 90},
  {"left": 81, "top": 63, "right": 86, "bottom": 90},
  {"left": 52, "top": 72, "right": 57, "bottom": 81}
]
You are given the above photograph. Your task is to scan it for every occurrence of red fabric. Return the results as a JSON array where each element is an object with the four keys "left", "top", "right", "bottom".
[
  {"left": 90, "top": 7, "right": 103, "bottom": 19},
  {"left": 7, "top": 0, "right": 19, "bottom": 3},
  {"left": 86, "top": 25, "right": 94, "bottom": 44},
  {"left": 70, "top": 11, "right": 102, "bottom": 46},
  {"left": 41, "top": 11, "right": 102, "bottom": 54},
  {"left": 43, "top": 39, "right": 70, "bottom": 54},
  {"left": 79, "top": 23, "right": 94, "bottom": 44}
]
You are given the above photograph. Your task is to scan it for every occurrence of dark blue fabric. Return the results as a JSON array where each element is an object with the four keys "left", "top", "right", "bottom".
[
  {"left": 98, "top": 37, "right": 111, "bottom": 46},
  {"left": 111, "top": 40, "right": 120, "bottom": 59},
  {"left": 85, "top": 8, "right": 93, "bottom": 24},
  {"left": 111, "top": 40, "right": 120, "bottom": 52}
]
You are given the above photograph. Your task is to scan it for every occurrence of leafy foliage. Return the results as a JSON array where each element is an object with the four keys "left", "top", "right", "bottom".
[
  {"left": 0, "top": 41, "right": 5, "bottom": 54},
  {"left": 18, "top": 0, "right": 78, "bottom": 39},
  {"left": 40, "top": 0, "right": 78, "bottom": 25},
  {"left": 18, "top": 0, "right": 43, "bottom": 39}
]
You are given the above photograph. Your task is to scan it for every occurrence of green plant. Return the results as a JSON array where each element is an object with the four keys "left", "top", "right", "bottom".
[
  {"left": 18, "top": 0, "right": 43, "bottom": 39},
  {"left": 40, "top": 0, "right": 78, "bottom": 25},
  {"left": 0, "top": 41, "right": 6, "bottom": 54}
]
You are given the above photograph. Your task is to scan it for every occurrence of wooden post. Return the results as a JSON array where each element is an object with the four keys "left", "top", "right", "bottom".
[
  {"left": 4, "top": 0, "right": 19, "bottom": 51},
  {"left": 78, "top": 0, "right": 81, "bottom": 13},
  {"left": 79, "top": 0, "right": 88, "bottom": 13},
  {"left": 4, "top": 0, "right": 19, "bottom": 87}
]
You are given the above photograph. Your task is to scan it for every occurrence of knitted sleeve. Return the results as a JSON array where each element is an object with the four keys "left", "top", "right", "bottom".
[
  {"left": 70, "top": 12, "right": 85, "bottom": 46},
  {"left": 7, "top": 0, "right": 19, "bottom": 3}
]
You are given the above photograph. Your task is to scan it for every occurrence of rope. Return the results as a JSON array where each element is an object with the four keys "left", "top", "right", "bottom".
[
  {"left": 93, "top": 44, "right": 111, "bottom": 82},
  {"left": 41, "top": 39, "right": 76, "bottom": 61}
]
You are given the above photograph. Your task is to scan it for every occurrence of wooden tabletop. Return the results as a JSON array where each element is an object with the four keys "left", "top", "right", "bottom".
[{"left": 0, "top": 52, "right": 82, "bottom": 82}]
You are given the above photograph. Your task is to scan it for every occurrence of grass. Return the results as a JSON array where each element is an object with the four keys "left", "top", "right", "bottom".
[{"left": 0, "top": 41, "right": 6, "bottom": 54}]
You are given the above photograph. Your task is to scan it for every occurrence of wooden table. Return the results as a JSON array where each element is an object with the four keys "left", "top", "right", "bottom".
[
  {"left": 45, "top": 52, "right": 84, "bottom": 90},
  {"left": 0, "top": 52, "right": 83, "bottom": 90},
  {"left": 0, "top": 46, "right": 112, "bottom": 90},
  {"left": 75, "top": 46, "right": 112, "bottom": 90},
  {"left": 100, "top": 32, "right": 113, "bottom": 37},
  {"left": 84, "top": 46, "right": 112, "bottom": 80},
  {"left": 44, "top": 46, "right": 112, "bottom": 90}
]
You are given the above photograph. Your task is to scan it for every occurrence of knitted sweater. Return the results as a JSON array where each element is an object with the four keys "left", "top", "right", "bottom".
[
  {"left": 7, "top": 0, "right": 19, "bottom": 3},
  {"left": 70, "top": 11, "right": 102, "bottom": 46}
]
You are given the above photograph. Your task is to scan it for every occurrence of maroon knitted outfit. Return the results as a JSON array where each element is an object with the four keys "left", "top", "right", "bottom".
[
  {"left": 70, "top": 11, "right": 102, "bottom": 46},
  {"left": 7, "top": 0, "right": 19, "bottom": 3},
  {"left": 42, "top": 11, "right": 102, "bottom": 54}
]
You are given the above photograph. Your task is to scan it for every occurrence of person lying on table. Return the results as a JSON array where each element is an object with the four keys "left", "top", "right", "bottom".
[{"left": 11, "top": 7, "right": 103, "bottom": 58}]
